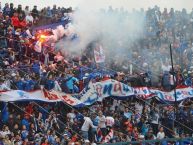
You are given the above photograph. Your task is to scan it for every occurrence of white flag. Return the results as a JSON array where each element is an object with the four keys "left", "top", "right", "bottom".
[
  {"left": 94, "top": 45, "right": 105, "bottom": 63},
  {"left": 34, "top": 41, "right": 42, "bottom": 53}
]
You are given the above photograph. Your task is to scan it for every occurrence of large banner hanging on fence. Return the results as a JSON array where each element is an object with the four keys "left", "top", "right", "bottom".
[
  {"left": 0, "top": 89, "right": 83, "bottom": 107},
  {"left": 77, "top": 79, "right": 193, "bottom": 105},
  {"left": 0, "top": 79, "right": 193, "bottom": 107},
  {"left": 77, "top": 79, "right": 135, "bottom": 105}
]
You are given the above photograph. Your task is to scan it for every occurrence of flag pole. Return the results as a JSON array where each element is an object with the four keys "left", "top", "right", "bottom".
[{"left": 169, "top": 43, "right": 178, "bottom": 132}]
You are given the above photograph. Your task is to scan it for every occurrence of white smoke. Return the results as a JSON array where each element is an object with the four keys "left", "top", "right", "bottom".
[
  {"left": 55, "top": 6, "right": 146, "bottom": 58},
  {"left": 49, "top": 25, "right": 66, "bottom": 42}
]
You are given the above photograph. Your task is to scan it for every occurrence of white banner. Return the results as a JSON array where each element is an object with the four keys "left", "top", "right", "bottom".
[
  {"left": 0, "top": 90, "right": 83, "bottom": 107},
  {"left": 0, "top": 80, "right": 193, "bottom": 107},
  {"left": 94, "top": 45, "right": 105, "bottom": 63}
]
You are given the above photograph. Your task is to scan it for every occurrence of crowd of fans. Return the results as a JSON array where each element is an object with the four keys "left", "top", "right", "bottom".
[
  {"left": 0, "top": 2, "right": 73, "bottom": 26},
  {"left": 0, "top": 2, "right": 193, "bottom": 145},
  {"left": 0, "top": 98, "right": 192, "bottom": 145}
]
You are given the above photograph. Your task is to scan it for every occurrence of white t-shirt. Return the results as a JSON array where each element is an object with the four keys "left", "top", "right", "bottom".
[
  {"left": 26, "top": 15, "right": 34, "bottom": 23},
  {"left": 106, "top": 116, "right": 115, "bottom": 127},
  {"left": 151, "top": 112, "right": 159, "bottom": 124},
  {"left": 98, "top": 115, "right": 106, "bottom": 128},
  {"left": 135, "top": 103, "right": 143, "bottom": 114},
  {"left": 157, "top": 132, "right": 165, "bottom": 139},
  {"left": 162, "top": 64, "right": 171, "bottom": 72},
  {"left": 110, "top": 100, "right": 120, "bottom": 111},
  {"left": 0, "top": 130, "right": 11, "bottom": 138},
  {"left": 81, "top": 117, "right": 96, "bottom": 132}
]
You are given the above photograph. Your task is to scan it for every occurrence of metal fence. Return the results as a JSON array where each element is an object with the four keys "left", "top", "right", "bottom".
[{"left": 102, "top": 137, "right": 193, "bottom": 145}]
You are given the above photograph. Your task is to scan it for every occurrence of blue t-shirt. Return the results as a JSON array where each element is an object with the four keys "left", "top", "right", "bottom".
[
  {"left": 190, "top": 109, "right": 193, "bottom": 115},
  {"left": 32, "top": 62, "right": 40, "bottom": 74},
  {"left": 21, "top": 130, "right": 29, "bottom": 140},
  {"left": 16, "top": 80, "right": 24, "bottom": 90},
  {"left": 142, "top": 124, "right": 148, "bottom": 135},
  {"left": 45, "top": 80, "right": 55, "bottom": 90},
  {"left": 93, "top": 116, "right": 99, "bottom": 126},
  {"left": 124, "top": 112, "right": 132, "bottom": 119},
  {"left": 24, "top": 80, "right": 35, "bottom": 91},
  {"left": 48, "top": 135, "right": 55, "bottom": 144},
  {"left": 21, "top": 119, "right": 30, "bottom": 130},
  {"left": 66, "top": 76, "right": 78, "bottom": 90}
]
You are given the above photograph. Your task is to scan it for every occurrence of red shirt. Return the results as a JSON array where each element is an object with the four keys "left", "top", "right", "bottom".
[
  {"left": 11, "top": 16, "right": 20, "bottom": 27},
  {"left": 19, "top": 19, "right": 27, "bottom": 28},
  {"left": 25, "top": 104, "right": 33, "bottom": 118},
  {"left": 41, "top": 143, "right": 49, "bottom": 145},
  {"left": 79, "top": 80, "right": 84, "bottom": 91},
  {"left": 71, "top": 135, "right": 78, "bottom": 142}
]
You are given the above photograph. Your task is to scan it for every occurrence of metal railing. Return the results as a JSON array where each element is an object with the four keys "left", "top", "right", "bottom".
[{"left": 102, "top": 137, "right": 193, "bottom": 145}]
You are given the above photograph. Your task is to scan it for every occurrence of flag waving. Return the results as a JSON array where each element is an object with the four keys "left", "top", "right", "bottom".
[{"left": 94, "top": 45, "right": 105, "bottom": 63}]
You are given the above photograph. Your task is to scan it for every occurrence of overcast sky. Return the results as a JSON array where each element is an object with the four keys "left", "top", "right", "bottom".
[{"left": 1, "top": 0, "right": 193, "bottom": 12}]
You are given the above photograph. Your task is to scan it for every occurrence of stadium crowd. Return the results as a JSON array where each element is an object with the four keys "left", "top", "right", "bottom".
[{"left": 0, "top": 2, "right": 193, "bottom": 145}]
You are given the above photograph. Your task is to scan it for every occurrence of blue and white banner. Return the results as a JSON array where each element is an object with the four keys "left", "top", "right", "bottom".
[
  {"left": 0, "top": 79, "right": 193, "bottom": 107},
  {"left": 78, "top": 80, "right": 193, "bottom": 104},
  {"left": 77, "top": 79, "right": 135, "bottom": 105}
]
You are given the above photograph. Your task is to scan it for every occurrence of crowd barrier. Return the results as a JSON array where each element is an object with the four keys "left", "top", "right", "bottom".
[{"left": 102, "top": 137, "right": 193, "bottom": 145}]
